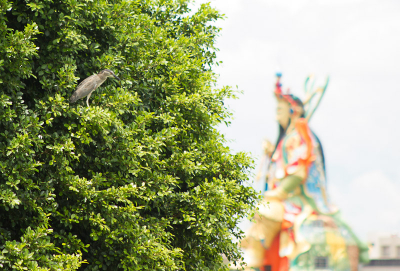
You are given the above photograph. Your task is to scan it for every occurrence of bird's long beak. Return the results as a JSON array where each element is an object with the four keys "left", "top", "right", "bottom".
[{"left": 113, "top": 74, "right": 121, "bottom": 81}]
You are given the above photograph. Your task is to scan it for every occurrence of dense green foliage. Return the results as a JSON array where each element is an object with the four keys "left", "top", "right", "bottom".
[{"left": 0, "top": 0, "right": 258, "bottom": 270}]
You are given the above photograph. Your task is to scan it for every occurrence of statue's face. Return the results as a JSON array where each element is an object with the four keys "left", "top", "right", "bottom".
[{"left": 276, "top": 99, "right": 290, "bottom": 129}]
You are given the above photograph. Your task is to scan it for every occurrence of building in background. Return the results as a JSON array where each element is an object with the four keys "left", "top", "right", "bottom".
[{"left": 360, "top": 233, "right": 400, "bottom": 271}]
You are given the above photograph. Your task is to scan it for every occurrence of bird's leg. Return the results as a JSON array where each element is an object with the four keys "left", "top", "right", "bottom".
[{"left": 86, "top": 92, "right": 92, "bottom": 107}]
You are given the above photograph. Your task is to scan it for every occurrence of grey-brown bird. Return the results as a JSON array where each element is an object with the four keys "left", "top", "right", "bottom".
[{"left": 69, "top": 69, "right": 120, "bottom": 107}]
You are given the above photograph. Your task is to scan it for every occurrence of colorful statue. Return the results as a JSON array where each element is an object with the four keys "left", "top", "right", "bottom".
[{"left": 240, "top": 74, "right": 368, "bottom": 271}]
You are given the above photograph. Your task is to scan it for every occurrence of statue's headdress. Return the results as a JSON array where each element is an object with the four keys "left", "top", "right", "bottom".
[{"left": 274, "top": 73, "right": 329, "bottom": 121}]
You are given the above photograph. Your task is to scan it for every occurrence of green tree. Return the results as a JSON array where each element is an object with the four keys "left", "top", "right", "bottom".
[{"left": 0, "top": 0, "right": 258, "bottom": 270}]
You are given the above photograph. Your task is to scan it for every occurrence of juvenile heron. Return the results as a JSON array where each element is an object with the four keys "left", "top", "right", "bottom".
[{"left": 69, "top": 69, "right": 120, "bottom": 107}]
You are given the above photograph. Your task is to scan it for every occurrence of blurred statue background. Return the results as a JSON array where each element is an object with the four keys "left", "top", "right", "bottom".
[{"left": 240, "top": 74, "right": 369, "bottom": 271}]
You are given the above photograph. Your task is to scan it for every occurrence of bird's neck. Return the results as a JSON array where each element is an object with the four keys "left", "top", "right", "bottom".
[{"left": 97, "top": 73, "right": 109, "bottom": 82}]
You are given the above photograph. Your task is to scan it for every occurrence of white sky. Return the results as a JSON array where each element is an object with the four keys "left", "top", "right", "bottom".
[{"left": 191, "top": 0, "right": 400, "bottom": 240}]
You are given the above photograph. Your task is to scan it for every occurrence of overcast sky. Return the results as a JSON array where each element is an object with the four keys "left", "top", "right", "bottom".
[{"left": 192, "top": 0, "right": 400, "bottom": 240}]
